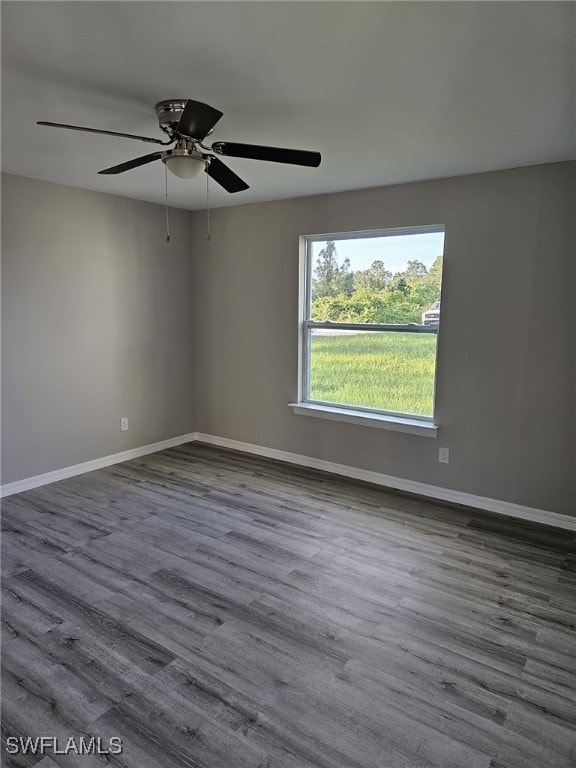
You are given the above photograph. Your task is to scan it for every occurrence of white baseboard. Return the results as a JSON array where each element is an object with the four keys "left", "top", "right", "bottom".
[
  {"left": 0, "top": 433, "right": 197, "bottom": 498},
  {"left": 194, "top": 433, "right": 576, "bottom": 532},
  {"left": 2, "top": 430, "right": 574, "bottom": 531}
]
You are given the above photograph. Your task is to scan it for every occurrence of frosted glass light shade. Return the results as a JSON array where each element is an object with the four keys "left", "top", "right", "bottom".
[{"left": 164, "top": 155, "right": 205, "bottom": 179}]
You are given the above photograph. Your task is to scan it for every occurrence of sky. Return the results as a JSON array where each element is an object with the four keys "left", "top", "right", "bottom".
[{"left": 311, "top": 231, "right": 444, "bottom": 275}]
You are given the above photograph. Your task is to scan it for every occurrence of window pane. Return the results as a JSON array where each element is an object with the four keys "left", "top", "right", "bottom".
[
  {"left": 309, "top": 231, "right": 444, "bottom": 325},
  {"left": 309, "top": 329, "right": 438, "bottom": 417}
]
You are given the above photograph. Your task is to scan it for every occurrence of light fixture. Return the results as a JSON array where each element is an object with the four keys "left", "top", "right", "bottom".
[{"left": 162, "top": 149, "right": 206, "bottom": 179}]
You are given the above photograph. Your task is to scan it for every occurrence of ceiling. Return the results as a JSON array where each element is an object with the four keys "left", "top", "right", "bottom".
[{"left": 2, "top": 2, "right": 574, "bottom": 211}]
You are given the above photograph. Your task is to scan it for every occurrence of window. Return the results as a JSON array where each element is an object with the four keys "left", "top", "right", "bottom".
[{"left": 294, "top": 226, "right": 445, "bottom": 434}]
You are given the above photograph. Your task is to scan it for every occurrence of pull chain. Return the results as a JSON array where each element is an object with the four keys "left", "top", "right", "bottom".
[
  {"left": 165, "top": 163, "right": 171, "bottom": 243},
  {"left": 206, "top": 165, "right": 211, "bottom": 241}
]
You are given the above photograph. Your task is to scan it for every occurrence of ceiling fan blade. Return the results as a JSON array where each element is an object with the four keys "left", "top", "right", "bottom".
[
  {"left": 37, "top": 121, "right": 171, "bottom": 145},
  {"left": 98, "top": 152, "right": 163, "bottom": 175},
  {"left": 177, "top": 100, "right": 223, "bottom": 141},
  {"left": 212, "top": 142, "right": 321, "bottom": 167},
  {"left": 206, "top": 157, "right": 249, "bottom": 193}
]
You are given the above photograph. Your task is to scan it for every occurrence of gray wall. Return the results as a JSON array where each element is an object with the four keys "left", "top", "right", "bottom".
[
  {"left": 191, "top": 162, "right": 575, "bottom": 517},
  {"left": 1, "top": 174, "right": 196, "bottom": 483},
  {"left": 3, "top": 164, "right": 574, "bottom": 517}
]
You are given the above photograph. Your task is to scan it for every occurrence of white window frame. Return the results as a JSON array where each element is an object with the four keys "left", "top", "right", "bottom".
[{"left": 290, "top": 226, "right": 444, "bottom": 437}]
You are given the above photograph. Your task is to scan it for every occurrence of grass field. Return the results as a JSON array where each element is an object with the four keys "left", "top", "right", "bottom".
[{"left": 310, "top": 331, "right": 437, "bottom": 417}]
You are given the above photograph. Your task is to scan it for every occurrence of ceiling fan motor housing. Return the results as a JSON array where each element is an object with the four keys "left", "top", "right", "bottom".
[{"left": 155, "top": 100, "right": 187, "bottom": 137}]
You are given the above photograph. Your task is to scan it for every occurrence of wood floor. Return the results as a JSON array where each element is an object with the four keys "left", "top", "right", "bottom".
[{"left": 1, "top": 443, "right": 575, "bottom": 768}]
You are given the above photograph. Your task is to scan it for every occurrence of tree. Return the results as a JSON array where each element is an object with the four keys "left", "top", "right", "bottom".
[
  {"left": 412, "top": 255, "right": 443, "bottom": 309},
  {"left": 354, "top": 260, "right": 392, "bottom": 292},
  {"left": 312, "top": 241, "right": 354, "bottom": 299},
  {"left": 312, "top": 241, "right": 338, "bottom": 299},
  {"left": 426, "top": 255, "right": 443, "bottom": 293},
  {"left": 389, "top": 277, "right": 411, "bottom": 296},
  {"left": 338, "top": 257, "right": 355, "bottom": 297},
  {"left": 404, "top": 260, "right": 429, "bottom": 279}
]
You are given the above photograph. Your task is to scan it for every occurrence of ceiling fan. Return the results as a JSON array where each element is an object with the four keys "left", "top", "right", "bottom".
[{"left": 37, "top": 99, "right": 322, "bottom": 193}]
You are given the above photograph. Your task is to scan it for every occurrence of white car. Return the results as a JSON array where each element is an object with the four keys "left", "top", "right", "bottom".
[{"left": 422, "top": 300, "right": 440, "bottom": 326}]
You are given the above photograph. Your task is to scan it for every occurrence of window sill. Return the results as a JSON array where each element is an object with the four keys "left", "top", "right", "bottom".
[{"left": 288, "top": 402, "right": 438, "bottom": 437}]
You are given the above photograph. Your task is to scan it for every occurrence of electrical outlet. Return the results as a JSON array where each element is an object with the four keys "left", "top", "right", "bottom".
[
  {"left": 120, "top": 417, "right": 129, "bottom": 432},
  {"left": 438, "top": 447, "right": 449, "bottom": 464}
]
